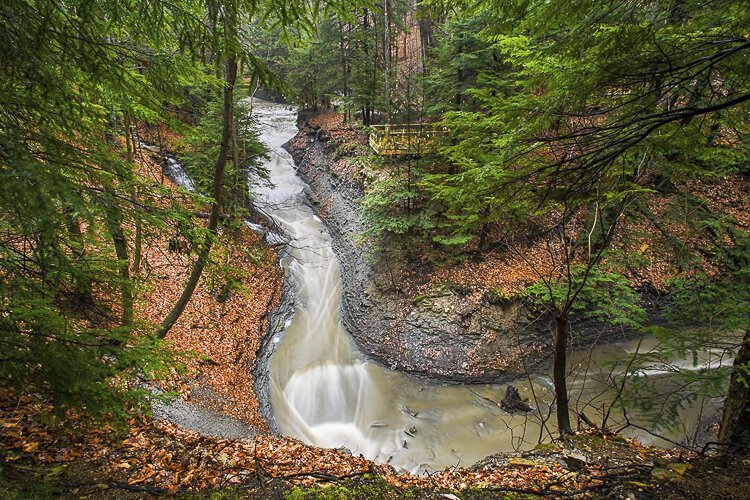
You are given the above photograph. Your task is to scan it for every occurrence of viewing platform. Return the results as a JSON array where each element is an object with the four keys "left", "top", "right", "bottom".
[{"left": 368, "top": 123, "right": 448, "bottom": 156}]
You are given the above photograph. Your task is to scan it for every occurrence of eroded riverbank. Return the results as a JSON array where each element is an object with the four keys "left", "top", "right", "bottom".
[
  {"left": 250, "top": 102, "right": 726, "bottom": 474},
  {"left": 285, "top": 112, "right": 675, "bottom": 384},
  {"left": 286, "top": 114, "right": 548, "bottom": 383}
]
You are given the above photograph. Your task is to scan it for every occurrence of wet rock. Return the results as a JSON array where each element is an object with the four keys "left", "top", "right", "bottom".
[
  {"left": 401, "top": 406, "right": 419, "bottom": 418},
  {"left": 302, "top": 186, "right": 319, "bottom": 204},
  {"left": 561, "top": 449, "right": 588, "bottom": 471},
  {"left": 508, "top": 457, "right": 537, "bottom": 468},
  {"left": 284, "top": 117, "right": 657, "bottom": 383},
  {"left": 286, "top": 124, "right": 549, "bottom": 382}
]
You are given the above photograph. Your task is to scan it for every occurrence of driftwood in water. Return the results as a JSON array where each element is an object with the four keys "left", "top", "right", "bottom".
[{"left": 501, "top": 385, "right": 533, "bottom": 413}]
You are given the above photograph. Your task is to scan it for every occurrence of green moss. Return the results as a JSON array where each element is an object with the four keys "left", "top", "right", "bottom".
[
  {"left": 0, "top": 462, "right": 84, "bottom": 499},
  {"left": 459, "top": 488, "right": 541, "bottom": 499},
  {"left": 285, "top": 480, "right": 388, "bottom": 499},
  {"left": 184, "top": 488, "right": 248, "bottom": 499},
  {"left": 411, "top": 294, "right": 427, "bottom": 305},
  {"left": 532, "top": 442, "right": 560, "bottom": 452},
  {"left": 283, "top": 476, "right": 425, "bottom": 499}
]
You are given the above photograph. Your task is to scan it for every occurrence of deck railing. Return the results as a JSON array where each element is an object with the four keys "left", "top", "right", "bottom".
[{"left": 368, "top": 124, "right": 448, "bottom": 156}]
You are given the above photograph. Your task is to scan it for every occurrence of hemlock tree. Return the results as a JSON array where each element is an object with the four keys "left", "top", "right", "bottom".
[
  {"left": 0, "top": 0, "right": 359, "bottom": 419},
  {"left": 620, "top": 233, "right": 750, "bottom": 450},
  {"left": 158, "top": 0, "right": 241, "bottom": 338},
  {"left": 428, "top": 0, "right": 750, "bottom": 437},
  {"left": 0, "top": 0, "right": 212, "bottom": 416}
]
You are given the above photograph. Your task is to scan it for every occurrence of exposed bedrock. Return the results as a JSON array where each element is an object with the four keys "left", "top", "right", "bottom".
[{"left": 286, "top": 121, "right": 547, "bottom": 383}]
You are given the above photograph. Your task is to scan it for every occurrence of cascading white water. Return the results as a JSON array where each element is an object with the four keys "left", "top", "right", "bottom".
[
  {"left": 138, "top": 142, "right": 197, "bottom": 191},
  {"left": 248, "top": 99, "right": 726, "bottom": 473}
]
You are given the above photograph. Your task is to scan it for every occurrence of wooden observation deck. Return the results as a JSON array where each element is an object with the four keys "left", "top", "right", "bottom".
[{"left": 368, "top": 124, "right": 448, "bottom": 156}]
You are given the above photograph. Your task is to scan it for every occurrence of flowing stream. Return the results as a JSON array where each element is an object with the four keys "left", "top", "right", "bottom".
[{"left": 249, "top": 100, "right": 729, "bottom": 474}]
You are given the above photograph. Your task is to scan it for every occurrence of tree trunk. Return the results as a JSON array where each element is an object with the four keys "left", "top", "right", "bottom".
[
  {"left": 124, "top": 111, "right": 142, "bottom": 276},
  {"left": 455, "top": 35, "right": 464, "bottom": 107},
  {"left": 477, "top": 205, "right": 491, "bottom": 252},
  {"left": 133, "top": 218, "right": 142, "bottom": 274},
  {"left": 718, "top": 328, "right": 750, "bottom": 451},
  {"left": 107, "top": 109, "right": 133, "bottom": 327},
  {"left": 338, "top": 20, "right": 349, "bottom": 121},
  {"left": 65, "top": 208, "right": 93, "bottom": 307},
  {"left": 554, "top": 315, "right": 572, "bottom": 435},
  {"left": 416, "top": 2, "right": 435, "bottom": 71},
  {"left": 106, "top": 210, "right": 133, "bottom": 328},
  {"left": 383, "top": 0, "right": 392, "bottom": 120},
  {"left": 158, "top": 46, "right": 238, "bottom": 339},
  {"left": 361, "top": 9, "right": 371, "bottom": 126}
]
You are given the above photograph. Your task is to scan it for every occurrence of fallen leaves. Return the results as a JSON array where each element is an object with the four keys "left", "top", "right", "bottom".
[
  {"left": 136, "top": 223, "right": 281, "bottom": 429},
  {"left": 125, "top": 135, "right": 283, "bottom": 430},
  {"left": 306, "top": 112, "right": 368, "bottom": 150},
  {"left": 0, "top": 112, "right": 723, "bottom": 497},
  {"left": 0, "top": 389, "right": 648, "bottom": 493},
  {"left": 0, "top": 385, "right": 698, "bottom": 496}
]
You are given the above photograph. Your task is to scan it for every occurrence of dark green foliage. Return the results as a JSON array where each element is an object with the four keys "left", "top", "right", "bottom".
[
  {"left": 179, "top": 92, "right": 269, "bottom": 214},
  {"left": 362, "top": 159, "right": 439, "bottom": 251},
  {"left": 432, "top": 0, "right": 750, "bottom": 239},
  {"left": 525, "top": 266, "right": 646, "bottom": 329},
  {"left": 0, "top": 0, "right": 344, "bottom": 421},
  {"left": 614, "top": 234, "right": 750, "bottom": 434},
  {"left": 0, "top": 287, "right": 183, "bottom": 420},
  {"left": 0, "top": 0, "right": 210, "bottom": 418},
  {"left": 422, "top": 12, "right": 508, "bottom": 116}
]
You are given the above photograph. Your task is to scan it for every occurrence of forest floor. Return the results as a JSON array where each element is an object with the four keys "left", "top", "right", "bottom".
[
  {"left": 4, "top": 383, "right": 734, "bottom": 498},
  {"left": 132, "top": 125, "right": 282, "bottom": 431},
  {"left": 1, "top": 117, "right": 748, "bottom": 498}
]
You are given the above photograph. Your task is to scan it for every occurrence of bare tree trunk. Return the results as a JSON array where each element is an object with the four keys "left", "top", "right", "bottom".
[
  {"left": 65, "top": 208, "right": 93, "bottom": 307},
  {"left": 718, "top": 327, "right": 750, "bottom": 451},
  {"left": 383, "top": 0, "right": 392, "bottom": 120},
  {"left": 416, "top": 1, "right": 435, "bottom": 72},
  {"left": 477, "top": 205, "right": 491, "bottom": 252},
  {"left": 338, "top": 20, "right": 349, "bottom": 121},
  {"left": 158, "top": 44, "right": 238, "bottom": 339},
  {"left": 231, "top": 82, "right": 242, "bottom": 208},
  {"left": 362, "top": 9, "right": 372, "bottom": 126},
  {"left": 554, "top": 315, "right": 572, "bottom": 435},
  {"left": 157, "top": 126, "right": 165, "bottom": 184}
]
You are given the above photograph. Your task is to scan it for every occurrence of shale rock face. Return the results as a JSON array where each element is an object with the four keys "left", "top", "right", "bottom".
[{"left": 285, "top": 120, "right": 553, "bottom": 383}]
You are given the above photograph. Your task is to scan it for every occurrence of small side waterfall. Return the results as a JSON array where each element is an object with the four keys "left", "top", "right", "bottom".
[{"left": 138, "top": 142, "right": 197, "bottom": 192}]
